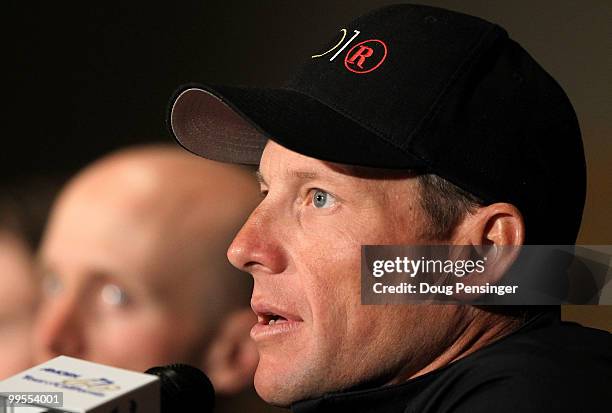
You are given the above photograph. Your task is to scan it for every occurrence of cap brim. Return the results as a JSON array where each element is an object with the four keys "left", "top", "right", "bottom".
[{"left": 169, "top": 84, "right": 426, "bottom": 169}]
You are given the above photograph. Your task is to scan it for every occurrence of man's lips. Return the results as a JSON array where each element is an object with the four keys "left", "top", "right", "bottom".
[
  {"left": 251, "top": 301, "right": 302, "bottom": 323},
  {"left": 250, "top": 300, "right": 303, "bottom": 340}
]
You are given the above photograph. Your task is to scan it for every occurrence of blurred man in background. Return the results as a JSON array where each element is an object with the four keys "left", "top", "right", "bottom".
[{"left": 33, "top": 145, "right": 273, "bottom": 410}]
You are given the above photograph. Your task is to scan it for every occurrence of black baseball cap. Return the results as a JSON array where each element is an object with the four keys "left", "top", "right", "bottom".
[{"left": 168, "top": 4, "right": 586, "bottom": 244}]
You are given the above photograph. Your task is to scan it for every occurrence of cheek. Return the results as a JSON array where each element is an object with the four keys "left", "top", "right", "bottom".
[
  {"left": 298, "top": 211, "right": 397, "bottom": 313},
  {"left": 295, "top": 223, "right": 364, "bottom": 346},
  {"left": 0, "top": 324, "right": 33, "bottom": 378},
  {"left": 295, "top": 210, "right": 425, "bottom": 358},
  {"left": 87, "top": 311, "right": 194, "bottom": 370}
]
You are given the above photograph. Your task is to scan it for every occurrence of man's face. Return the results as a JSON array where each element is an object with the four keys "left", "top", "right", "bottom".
[
  {"left": 228, "top": 141, "right": 465, "bottom": 405},
  {"left": 33, "top": 181, "right": 216, "bottom": 371}
]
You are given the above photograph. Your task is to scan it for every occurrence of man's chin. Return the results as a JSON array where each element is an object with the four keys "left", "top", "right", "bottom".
[
  {"left": 254, "top": 370, "right": 296, "bottom": 407},
  {"left": 253, "top": 361, "right": 319, "bottom": 407}
]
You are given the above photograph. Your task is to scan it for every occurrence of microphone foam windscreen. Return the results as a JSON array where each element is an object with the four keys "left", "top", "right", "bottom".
[{"left": 146, "top": 364, "right": 215, "bottom": 412}]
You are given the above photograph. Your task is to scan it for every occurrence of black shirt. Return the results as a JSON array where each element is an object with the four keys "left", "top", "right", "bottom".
[{"left": 291, "top": 310, "right": 611, "bottom": 413}]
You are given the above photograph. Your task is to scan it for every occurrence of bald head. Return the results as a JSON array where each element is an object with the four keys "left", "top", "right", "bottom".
[
  {"left": 52, "top": 145, "right": 257, "bottom": 307},
  {"left": 35, "top": 145, "right": 260, "bottom": 373},
  {"left": 61, "top": 146, "right": 257, "bottom": 237}
]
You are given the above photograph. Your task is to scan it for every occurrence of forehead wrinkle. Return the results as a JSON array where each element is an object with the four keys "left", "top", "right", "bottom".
[
  {"left": 290, "top": 170, "right": 319, "bottom": 180},
  {"left": 258, "top": 167, "right": 320, "bottom": 180}
]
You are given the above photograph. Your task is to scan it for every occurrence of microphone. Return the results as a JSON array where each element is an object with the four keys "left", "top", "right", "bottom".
[
  {"left": 145, "top": 364, "right": 215, "bottom": 412},
  {"left": 0, "top": 356, "right": 215, "bottom": 413}
]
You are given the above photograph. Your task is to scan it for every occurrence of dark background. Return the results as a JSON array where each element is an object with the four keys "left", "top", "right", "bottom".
[{"left": 6, "top": 1, "right": 611, "bottom": 328}]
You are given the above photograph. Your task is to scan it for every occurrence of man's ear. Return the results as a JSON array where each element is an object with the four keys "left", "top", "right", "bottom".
[
  {"left": 450, "top": 203, "right": 525, "bottom": 293},
  {"left": 452, "top": 202, "right": 525, "bottom": 247},
  {"left": 202, "top": 308, "right": 259, "bottom": 396}
]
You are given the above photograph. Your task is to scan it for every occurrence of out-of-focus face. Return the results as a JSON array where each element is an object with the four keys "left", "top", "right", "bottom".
[
  {"left": 228, "top": 141, "right": 468, "bottom": 406},
  {"left": 0, "top": 231, "right": 36, "bottom": 379},
  {"left": 34, "top": 152, "right": 257, "bottom": 372},
  {"left": 35, "top": 204, "right": 209, "bottom": 371}
]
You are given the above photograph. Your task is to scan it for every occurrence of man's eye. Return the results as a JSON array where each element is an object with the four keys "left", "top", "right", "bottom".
[
  {"left": 311, "top": 189, "right": 336, "bottom": 209},
  {"left": 100, "top": 284, "right": 129, "bottom": 307},
  {"left": 42, "top": 273, "right": 63, "bottom": 297}
]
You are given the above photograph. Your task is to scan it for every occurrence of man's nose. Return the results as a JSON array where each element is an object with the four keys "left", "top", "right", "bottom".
[
  {"left": 34, "top": 291, "right": 84, "bottom": 361},
  {"left": 227, "top": 204, "right": 288, "bottom": 275}
]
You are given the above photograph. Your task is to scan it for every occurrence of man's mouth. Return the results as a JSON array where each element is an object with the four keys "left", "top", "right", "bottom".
[
  {"left": 258, "top": 313, "right": 290, "bottom": 326},
  {"left": 251, "top": 302, "right": 303, "bottom": 340}
]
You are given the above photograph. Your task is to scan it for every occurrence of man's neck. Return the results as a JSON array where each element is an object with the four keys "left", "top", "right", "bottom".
[{"left": 392, "top": 310, "right": 524, "bottom": 384}]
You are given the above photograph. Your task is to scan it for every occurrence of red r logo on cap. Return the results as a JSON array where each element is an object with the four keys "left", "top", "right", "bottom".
[{"left": 344, "top": 39, "right": 387, "bottom": 74}]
